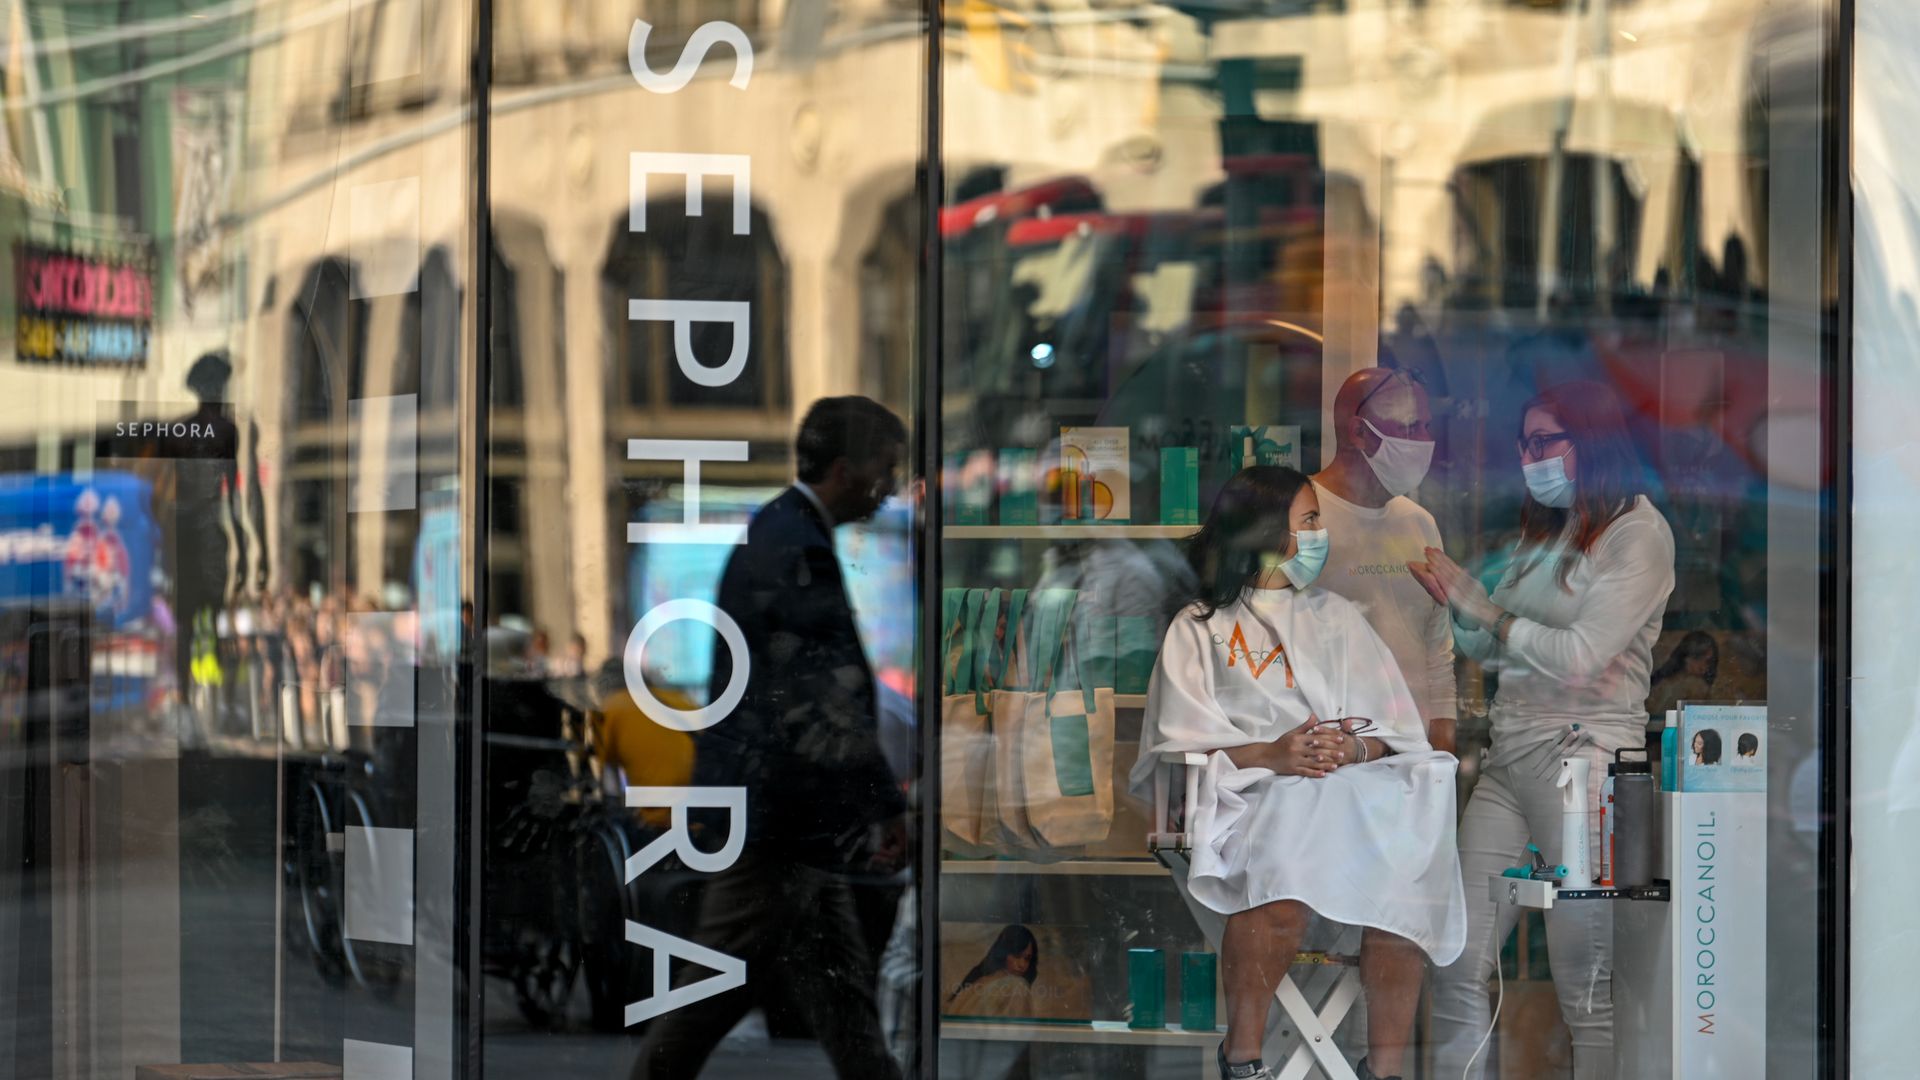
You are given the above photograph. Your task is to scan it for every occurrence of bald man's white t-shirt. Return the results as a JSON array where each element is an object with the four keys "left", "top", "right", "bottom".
[{"left": 1312, "top": 480, "right": 1457, "bottom": 722}]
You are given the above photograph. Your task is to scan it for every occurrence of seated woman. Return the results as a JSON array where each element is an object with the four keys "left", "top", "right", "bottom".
[{"left": 1131, "top": 466, "right": 1466, "bottom": 1080}]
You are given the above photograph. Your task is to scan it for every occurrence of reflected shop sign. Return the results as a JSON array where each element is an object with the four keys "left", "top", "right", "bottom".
[
  {"left": 14, "top": 244, "right": 154, "bottom": 367},
  {"left": 616, "top": 19, "right": 762, "bottom": 1026}
]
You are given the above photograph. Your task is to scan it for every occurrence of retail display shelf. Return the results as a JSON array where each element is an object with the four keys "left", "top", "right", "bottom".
[
  {"left": 939, "top": 1020, "right": 1224, "bottom": 1047},
  {"left": 1115, "top": 693, "right": 1146, "bottom": 709},
  {"left": 940, "top": 858, "right": 1169, "bottom": 877},
  {"left": 943, "top": 524, "right": 1200, "bottom": 540}
]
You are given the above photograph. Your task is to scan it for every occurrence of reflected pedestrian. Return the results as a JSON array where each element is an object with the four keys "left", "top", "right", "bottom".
[{"left": 634, "top": 396, "right": 909, "bottom": 1080}]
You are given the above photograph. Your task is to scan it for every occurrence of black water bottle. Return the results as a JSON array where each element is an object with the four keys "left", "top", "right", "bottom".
[{"left": 1612, "top": 747, "right": 1661, "bottom": 887}]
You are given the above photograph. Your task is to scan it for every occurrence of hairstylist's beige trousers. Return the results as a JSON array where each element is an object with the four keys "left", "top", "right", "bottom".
[{"left": 1430, "top": 737, "right": 1618, "bottom": 1080}]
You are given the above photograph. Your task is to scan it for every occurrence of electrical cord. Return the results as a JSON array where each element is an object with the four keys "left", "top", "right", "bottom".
[{"left": 1462, "top": 899, "right": 1504, "bottom": 1080}]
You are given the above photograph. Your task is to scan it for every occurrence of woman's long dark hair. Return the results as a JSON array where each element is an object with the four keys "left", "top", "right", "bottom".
[
  {"left": 949, "top": 924, "right": 1040, "bottom": 1000},
  {"left": 1651, "top": 630, "right": 1718, "bottom": 687},
  {"left": 1185, "top": 465, "right": 1313, "bottom": 620},
  {"left": 1695, "top": 728, "right": 1723, "bottom": 765},
  {"left": 1516, "top": 381, "right": 1647, "bottom": 589}
]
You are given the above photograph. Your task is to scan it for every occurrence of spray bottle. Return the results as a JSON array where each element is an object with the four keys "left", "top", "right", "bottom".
[{"left": 1555, "top": 756, "right": 1594, "bottom": 888}]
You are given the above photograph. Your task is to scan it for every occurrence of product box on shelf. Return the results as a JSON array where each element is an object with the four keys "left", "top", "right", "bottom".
[
  {"left": 1059, "top": 427, "right": 1131, "bottom": 522},
  {"left": 955, "top": 449, "right": 996, "bottom": 525},
  {"left": 1160, "top": 446, "right": 1198, "bottom": 526},
  {"left": 998, "top": 448, "right": 1040, "bottom": 525},
  {"left": 942, "top": 452, "right": 965, "bottom": 524}
]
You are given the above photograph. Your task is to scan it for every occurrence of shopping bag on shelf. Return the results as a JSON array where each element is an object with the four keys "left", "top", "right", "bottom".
[
  {"left": 981, "top": 589, "right": 1034, "bottom": 852},
  {"left": 1018, "top": 588, "right": 1117, "bottom": 847},
  {"left": 940, "top": 588, "right": 996, "bottom": 846}
]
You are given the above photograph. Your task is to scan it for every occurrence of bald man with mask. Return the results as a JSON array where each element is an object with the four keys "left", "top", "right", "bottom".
[{"left": 1311, "top": 368, "right": 1457, "bottom": 755}]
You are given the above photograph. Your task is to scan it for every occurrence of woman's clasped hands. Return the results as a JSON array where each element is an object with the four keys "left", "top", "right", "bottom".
[{"left": 1233, "top": 714, "right": 1361, "bottom": 778}]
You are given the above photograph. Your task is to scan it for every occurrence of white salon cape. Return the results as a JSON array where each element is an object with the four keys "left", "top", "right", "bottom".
[{"left": 1130, "top": 585, "right": 1467, "bottom": 965}]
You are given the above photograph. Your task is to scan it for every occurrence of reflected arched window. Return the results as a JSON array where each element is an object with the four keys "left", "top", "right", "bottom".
[
  {"left": 859, "top": 190, "right": 920, "bottom": 418},
  {"left": 397, "top": 246, "right": 463, "bottom": 413},
  {"left": 287, "top": 257, "right": 366, "bottom": 423},
  {"left": 489, "top": 244, "right": 526, "bottom": 409},
  {"left": 601, "top": 200, "right": 790, "bottom": 411}
]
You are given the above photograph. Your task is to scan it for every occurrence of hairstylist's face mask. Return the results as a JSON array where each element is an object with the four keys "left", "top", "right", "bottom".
[
  {"left": 1522, "top": 455, "right": 1576, "bottom": 508},
  {"left": 1360, "top": 418, "right": 1435, "bottom": 497}
]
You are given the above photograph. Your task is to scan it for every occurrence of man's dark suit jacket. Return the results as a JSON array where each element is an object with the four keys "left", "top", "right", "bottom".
[{"left": 694, "top": 487, "right": 906, "bottom": 868}]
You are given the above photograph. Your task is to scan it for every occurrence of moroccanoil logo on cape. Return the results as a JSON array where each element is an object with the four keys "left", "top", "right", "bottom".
[{"left": 1214, "top": 623, "right": 1295, "bottom": 687}]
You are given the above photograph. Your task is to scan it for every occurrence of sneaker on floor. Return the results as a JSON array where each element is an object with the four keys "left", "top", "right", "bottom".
[
  {"left": 1217, "top": 1042, "right": 1276, "bottom": 1080},
  {"left": 1357, "top": 1058, "right": 1403, "bottom": 1080}
]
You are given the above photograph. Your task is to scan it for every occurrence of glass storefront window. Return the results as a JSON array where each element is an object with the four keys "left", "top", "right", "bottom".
[
  {"left": 934, "top": 1, "right": 1839, "bottom": 1078},
  {"left": 1, "top": 1, "right": 479, "bottom": 1077},
  {"left": 0, "top": 1, "right": 1858, "bottom": 1078}
]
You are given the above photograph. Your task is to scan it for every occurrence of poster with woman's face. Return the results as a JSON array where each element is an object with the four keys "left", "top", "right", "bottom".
[
  {"left": 939, "top": 922, "right": 1093, "bottom": 1022},
  {"left": 1679, "top": 704, "right": 1766, "bottom": 792}
]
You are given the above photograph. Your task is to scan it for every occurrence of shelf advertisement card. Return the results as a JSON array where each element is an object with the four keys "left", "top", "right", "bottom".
[
  {"left": 1671, "top": 704, "right": 1766, "bottom": 1079},
  {"left": 1060, "top": 427, "right": 1131, "bottom": 523}
]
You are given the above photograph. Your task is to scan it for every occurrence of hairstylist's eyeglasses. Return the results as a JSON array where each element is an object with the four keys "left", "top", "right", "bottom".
[
  {"left": 1519, "top": 432, "right": 1575, "bottom": 460},
  {"left": 1352, "top": 367, "right": 1425, "bottom": 422}
]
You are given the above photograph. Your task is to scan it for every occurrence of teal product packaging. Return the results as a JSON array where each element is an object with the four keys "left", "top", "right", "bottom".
[
  {"left": 1127, "top": 948, "right": 1167, "bottom": 1029},
  {"left": 1160, "top": 447, "right": 1199, "bottom": 526},
  {"left": 1116, "top": 616, "right": 1157, "bottom": 694},
  {"left": 999, "top": 448, "right": 1040, "bottom": 525},
  {"left": 942, "top": 453, "right": 965, "bottom": 524},
  {"left": 1082, "top": 615, "right": 1116, "bottom": 688},
  {"left": 1180, "top": 952, "right": 1218, "bottom": 1031},
  {"left": 956, "top": 449, "right": 994, "bottom": 525},
  {"left": 1661, "top": 718, "right": 1679, "bottom": 790}
]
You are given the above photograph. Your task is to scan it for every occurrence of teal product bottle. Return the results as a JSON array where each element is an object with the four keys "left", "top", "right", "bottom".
[
  {"left": 1180, "top": 952, "right": 1218, "bottom": 1031},
  {"left": 1127, "top": 948, "right": 1167, "bottom": 1029},
  {"left": 1160, "top": 446, "right": 1198, "bottom": 525}
]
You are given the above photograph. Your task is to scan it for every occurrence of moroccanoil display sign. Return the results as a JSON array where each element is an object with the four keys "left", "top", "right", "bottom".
[{"left": 14, "top": 244, "right": 154, "bottom": 368}]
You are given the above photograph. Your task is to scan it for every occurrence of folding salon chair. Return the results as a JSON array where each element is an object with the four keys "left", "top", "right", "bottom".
[{"left": 1150, "top": 751, "right": 1364, "bottom": 1080}]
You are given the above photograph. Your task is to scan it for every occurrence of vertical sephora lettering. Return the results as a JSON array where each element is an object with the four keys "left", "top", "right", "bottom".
[{"left": 617, "top": 18, "right": 759, "bottom": 1027}]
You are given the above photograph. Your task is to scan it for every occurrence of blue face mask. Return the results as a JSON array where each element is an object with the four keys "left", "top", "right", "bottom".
[
  {"left": 1279, "top": 528, "right": 1330, "bottom": 589},
  {"left": 1522, "top": 456, "right": 1576, "bottom": 508}
]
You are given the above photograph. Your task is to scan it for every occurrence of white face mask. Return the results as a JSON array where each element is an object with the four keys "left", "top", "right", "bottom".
[
  {"left": 1522, "top": 455, "right": 1577, "bottom": 508},
  {"left": 1360, "top": 419, "right": 1435, "bottom": 497}
]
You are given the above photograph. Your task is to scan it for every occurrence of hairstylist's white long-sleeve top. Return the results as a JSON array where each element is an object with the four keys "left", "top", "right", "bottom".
[
  {"left": 1458, "top": 496, "right": 1676, "bottom": 766},
  {"left": 1312, "top": 481, "right": 1457, "bottom": 724}
]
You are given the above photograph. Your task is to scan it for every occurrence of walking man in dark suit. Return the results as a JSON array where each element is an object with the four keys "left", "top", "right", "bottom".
[{"left": 635, "top": 396, "right": 910, "bottom": 1079}]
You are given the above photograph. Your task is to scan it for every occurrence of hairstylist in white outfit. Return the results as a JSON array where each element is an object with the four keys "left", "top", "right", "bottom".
[
  {"left": 1409, "top": 381, "right": 1675, "bottom": 1080},
  {"left": 1312, "top": 367, "right": 1457, "bottom": 755}
]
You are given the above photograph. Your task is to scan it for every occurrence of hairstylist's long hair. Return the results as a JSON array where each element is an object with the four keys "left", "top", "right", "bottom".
[
  {"left": 1184, "top": 465, "right": 1312, "bottom": 620},
  {"left": 1516, "top": 381, "right": 1647, "bottom": 589}
]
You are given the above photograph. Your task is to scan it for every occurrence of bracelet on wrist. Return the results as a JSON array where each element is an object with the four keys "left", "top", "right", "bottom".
[{"left": 1493, "top": 610, "right": 1519, "bottom": 639}]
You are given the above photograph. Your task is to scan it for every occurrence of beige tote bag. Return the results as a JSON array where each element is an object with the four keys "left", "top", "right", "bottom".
[{"left": 1018, "top": 588, "right": 1116, "bottom": 847}]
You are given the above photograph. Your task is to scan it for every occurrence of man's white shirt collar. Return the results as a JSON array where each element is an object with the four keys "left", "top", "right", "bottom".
[{"left": 794, "top": 481, "right": 836, "bottom": 529}]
